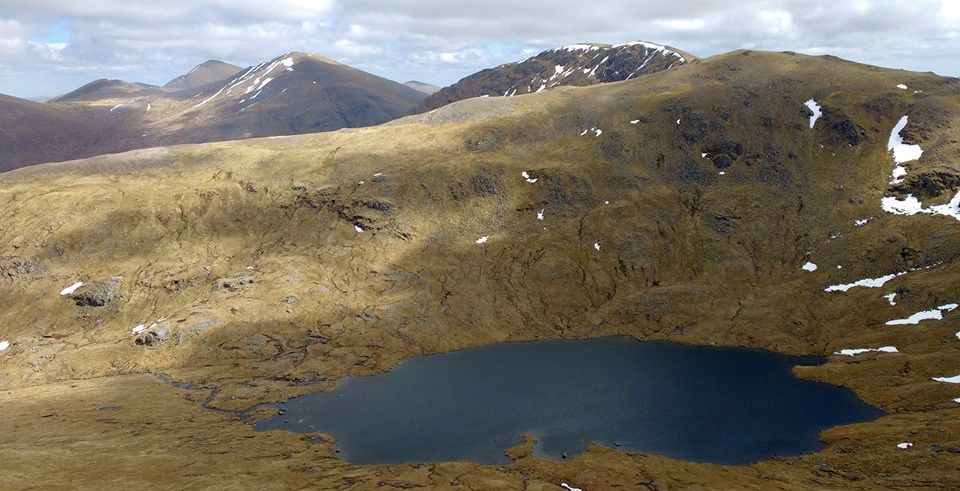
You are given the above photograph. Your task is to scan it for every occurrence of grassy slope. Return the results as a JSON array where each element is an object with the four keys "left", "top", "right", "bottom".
[{"left": 1, "top": 50, "right": 960, "bottom": 488}]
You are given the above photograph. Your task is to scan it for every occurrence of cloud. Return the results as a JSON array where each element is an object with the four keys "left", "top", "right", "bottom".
[{"left": 0, "top": 0, "right": 957, "bottom": 98}]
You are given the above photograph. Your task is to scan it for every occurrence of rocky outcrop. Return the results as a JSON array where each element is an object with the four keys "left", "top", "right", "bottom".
[
  {"left": 68, "top": 276, "right": 122, "bottom": 307},
  {"left": 134, "top": 321, "right": 172, "bottom": 346},
  {"left": 213, "top": 274, "right": 255, "bottom": 292},
  {"left": 892, "top": 168, "right": 960, "bottom": 200},
  {"left": 0, "top": 257, "right": 42, "bottom": 281}
]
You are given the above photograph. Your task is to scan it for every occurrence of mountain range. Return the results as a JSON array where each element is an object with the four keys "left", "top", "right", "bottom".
[
  {"left": 1, "top": 52, "right": 427, "bottom": 172},
  {"left": 0, "top": 42, "right": 689, "bottom": 172}
]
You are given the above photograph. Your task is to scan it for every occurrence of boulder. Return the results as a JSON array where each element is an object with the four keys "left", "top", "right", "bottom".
[
  {"left": 134, "top": 322, "right": 172, "bottom": 346},
  {"left": 69, "top": 276, "right": 122, "bottom": 307}
]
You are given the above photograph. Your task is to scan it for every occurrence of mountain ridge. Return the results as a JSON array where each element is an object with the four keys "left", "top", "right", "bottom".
[{"left": 415, "top": 40, "right": 695, "bottom": 113}]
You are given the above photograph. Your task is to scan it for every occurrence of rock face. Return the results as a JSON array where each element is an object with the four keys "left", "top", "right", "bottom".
[
  {"left": 68, "top": 276, "right": 122, "bottom": 307},
  {"left": 415, "top": 41, "right": 693, "bottom": 113}
]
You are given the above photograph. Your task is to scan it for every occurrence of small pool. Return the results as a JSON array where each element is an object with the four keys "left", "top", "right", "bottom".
[{"left": 255, "top": 336, "right": 882, "bottom": 465}]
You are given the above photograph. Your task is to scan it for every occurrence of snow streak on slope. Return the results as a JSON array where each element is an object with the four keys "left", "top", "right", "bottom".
[{"left": 191, "top": 55, "right": 296, "bottom": 111}]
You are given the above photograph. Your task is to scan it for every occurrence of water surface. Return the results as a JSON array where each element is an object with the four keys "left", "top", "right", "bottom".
[{"left": 255, "top": 337, "right": 882, "bottom": 465}]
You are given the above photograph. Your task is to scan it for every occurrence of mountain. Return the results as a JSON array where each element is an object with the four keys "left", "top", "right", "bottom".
[
  {"left": 50, "top": 79, "right": 162, "bottom": 103},
  {"left": 149, "top": 52, "right": 427, "bottom": 145},
  {"left": 415, "top": 41, "right": 694, "bottom": 112},
  {"left": 163, "top": 60, "right": 243, "bottom": 91},
  {"left": 0, "top": 52, "right": 427, "bottom": 171},
  {"left": 2, "top": 50, "right": 959, "bottom": 488},
  {"left": 404, "top": 80, "right": 441, "bottom": 94}
]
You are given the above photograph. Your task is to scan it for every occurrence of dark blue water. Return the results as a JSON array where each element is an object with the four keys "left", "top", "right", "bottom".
[{"left": 255, "top": 337, "right": 882, "bottom": 465}]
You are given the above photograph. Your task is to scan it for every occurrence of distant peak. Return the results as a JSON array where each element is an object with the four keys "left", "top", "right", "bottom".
[{"left": 546, "top": 40, "right": 689, "bottom": 63}]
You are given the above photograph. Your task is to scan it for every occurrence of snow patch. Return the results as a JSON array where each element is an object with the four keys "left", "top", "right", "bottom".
[
  {"left": 476, "top": 236, "right": 489, "bottom": 244},
  {"left": 131, "top": 324, "right": 146, "bottom": 335},
  {"left": 882, "top": 192, "right": 960, "bottom": 222},
  {"left": 854, "top": 218, "right": 870, "bottom": 226},
  {"left": 560, "top": 44, "right": 601, "bottom": 52},
  {"left": 537, "top": 209, "right": 544, "bottom": 221},
  {"left": 932, "top": 375, "right": 960, "bottom": 384},
  {"left": 885, "top": 303, "right": 957, "bottom": 325},
  {"left": 630, "top": 119, "right": 640, "bottom": 125},
  {"left": 521, "top": 171, "right": 538, "bottom": 184},
  {"left": 835, "top": 346, "right": 898, "bottom": 356},
  {"left": 897, "top": 442, "right": 913, "bottom": 449},
  {"left": 896, "top": 84, "right": 908, "bottom": 90},
  {"left": 825, "top": 272, "right": 905, "bottom": 292},
  {"left": 0, "top": 340, "right": 8, "bottom": 351},
  {"left": 802, "top": 262, "right": 818, "bottom": 272},
  {"left": 354, "top": 225, "right": 364, "bottom": 233},
  {"left": 884, "top": 293, "right": 897, "bottom": 305},
  {"left": 887, "top": 116, "right": 922, "bottom": 183},
  {"left": 804, "top": 99, "right": 822, "bottom": 129},
  {"left": 560, "top": 484, "right": 583, "bottom": 491},
  {"left": 593, "top": 241, "right": 600, "bottom": 252},
  {"left": 60, "top": 282, "right": 84, "bottom": 296}
]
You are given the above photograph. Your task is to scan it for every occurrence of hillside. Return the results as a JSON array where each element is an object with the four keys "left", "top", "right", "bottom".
[
  {"left": 1, "top": 51, "right": 960, "bottom": 488},
  {"left": 415, "top": 41, "right": 694, "bottom": 112},
  {"left": 0, "top": 94, "right": 140, "bottom": 172},
  {"left": 0, "top": 53, "right": 427, "bottom": 172}
]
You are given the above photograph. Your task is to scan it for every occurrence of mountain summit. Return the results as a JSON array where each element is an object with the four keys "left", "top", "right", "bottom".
[
  {"left": 415, "top": 41, "right": 693, "bottom": 112},
  {"left": 163, "top": 60, "right": 243, "bottom": 91}
]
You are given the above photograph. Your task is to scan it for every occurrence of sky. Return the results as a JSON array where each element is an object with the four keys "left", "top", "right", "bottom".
[{"left": 0, "top": 0, "right": 958, "bottom": 98}]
